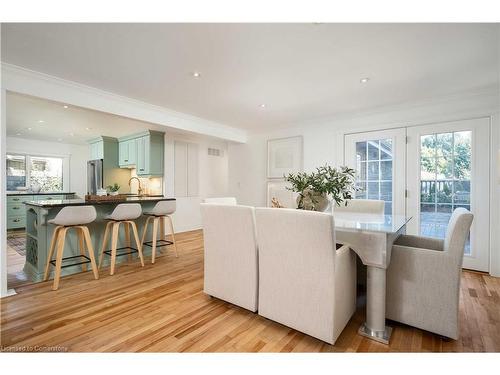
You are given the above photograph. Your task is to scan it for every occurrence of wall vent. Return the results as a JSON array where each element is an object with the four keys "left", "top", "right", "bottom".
[{"left": 208, "top": 147, "right": 223, "bottom": 157}]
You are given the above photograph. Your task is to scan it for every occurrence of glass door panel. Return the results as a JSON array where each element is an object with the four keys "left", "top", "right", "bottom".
[
  {"left": 407, "top": 118, "right": 490, "bottom": 272},
  {"left": 419, "top": 131, "right": 471, "bottom": 253},
  {"left": 344, "top": 128, "right": 406, "bottom": 216}
]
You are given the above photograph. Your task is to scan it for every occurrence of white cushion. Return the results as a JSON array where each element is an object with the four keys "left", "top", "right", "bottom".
[
  {"left": 144, "top": 200, "right": 176, "bottom": 216},
  {"left": 48, "top": 206, "right": 97, "bottom": 226},
  {"left": 105, "top": 203, "right": 142, "bottom": 221}
]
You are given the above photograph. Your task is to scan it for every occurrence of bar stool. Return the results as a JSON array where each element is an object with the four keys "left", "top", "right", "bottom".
[
  {"left": 141, "top": 200, "right": 178, "bottom": 263},
  {"left": 98, "top": 203, "right": 145, "bottom": 275},
  {"left": 43, "top": 206, "right": 99, "bottom": 290}
]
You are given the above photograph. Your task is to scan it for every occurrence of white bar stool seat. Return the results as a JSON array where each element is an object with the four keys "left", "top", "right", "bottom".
[
  {"left": 98, "top": 203, "right": 145, "bottom": 275},
  {"left": 43, "top": 206, "right": 99, "bottom": 290},
  {"left": 141, "top": 200, "right": 178, "bottom": 263}
]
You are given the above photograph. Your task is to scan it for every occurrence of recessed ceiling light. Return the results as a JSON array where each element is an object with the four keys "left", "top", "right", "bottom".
[
  {"left": 192, "top": 71, "right": 201, "bottom": 78},
  {"left": 360, "top": 77, "right": 370, "bottom": 83},
  {"left": 27, "top": 127, "right": 32, "bottom": 130},
  {"left": 63, "top": 105, "right": 69, "bottom": 109},
  {"left": 85, "top": 127, "right": 91, "bottom": 131},
  {"left": 38, "top": 120, "right": 45, "bottom": 123},
  {"left": 259, "top": 104, "right": 266, "bottom": 109},
  {"left": 16, "top": 132, "right": 21, "bottom": 136}
]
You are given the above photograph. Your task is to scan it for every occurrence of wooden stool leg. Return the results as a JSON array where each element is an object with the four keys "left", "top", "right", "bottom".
[
  {"left": 160, "top": 216, "right": 166, "bottom": 254},
  {"left": 151, "top": 217, "right": 159, "bottom": 264},
  {"left": 124, "top": 221, "right": 132, "bottom": 262},
  {"left": 98, "top": 221, "right": 112, "bottom": 269},
  {"left": 141, "top": 216, "right": 152, "bottom": 249},
  {"left": 44, "top": 226, "right": 61, "bottom": 281},
  {"left": 52, "top": 227, "right": 68, "bottom": 290},
  {"left": 78, "top": 228, "right": 87, "bottom": 272},
  {"left": 166, "top": 215, "right": 179, "bottom": 258},
  {"left": 129, "top": 221, "right": 145, "bottom": 267},
  {"left": 80, "top": 226, "right": 99, "bottom": 280},
  {"left": 110, "top": 222, "right": 120, "bottom": 275}
]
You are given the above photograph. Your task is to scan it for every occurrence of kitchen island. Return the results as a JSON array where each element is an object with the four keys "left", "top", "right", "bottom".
[{"left": 23, "top": 196, "right": 176, "bottom": 282}]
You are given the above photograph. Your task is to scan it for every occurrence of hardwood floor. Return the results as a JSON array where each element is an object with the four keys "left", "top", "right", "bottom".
[{"left": 1, "top": 229, "right": 499, "bottom": 352}]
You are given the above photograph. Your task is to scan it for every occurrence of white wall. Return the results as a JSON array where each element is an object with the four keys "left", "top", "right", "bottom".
[
  {"left": 228, "top": 88, "right": 500, "bottom": 276},
  {"left": 165, "top": 133, "right": 229, "bottom": 233},
  {"left": 6, "top": 136, "right": 88, "bottom": 197}
]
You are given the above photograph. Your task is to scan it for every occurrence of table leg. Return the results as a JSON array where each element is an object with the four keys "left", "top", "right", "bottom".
[{"left": 358, "top": 265, "right": 392, "bottom": 344}]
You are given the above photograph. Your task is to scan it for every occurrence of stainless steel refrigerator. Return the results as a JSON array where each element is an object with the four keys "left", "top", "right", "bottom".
[{"left": 87, "top": 159, "right": 104, "bottom": 195}]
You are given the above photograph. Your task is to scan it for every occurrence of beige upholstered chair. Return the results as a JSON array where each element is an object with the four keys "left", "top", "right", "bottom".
[
  {"left": 334, "top": 199, "right": 385, "bottom": 215},
  {"left": 200, "top": 203, "right": 258, "bottom": 312},
  {"left": 203, "top": 197, "right": 237, "bottom": 205},
  {"left": 386, "top": 207, "right": 474, "bottom": 339},
  {"left": 255, "top": 208, "right": 356, "bottom": 344}
]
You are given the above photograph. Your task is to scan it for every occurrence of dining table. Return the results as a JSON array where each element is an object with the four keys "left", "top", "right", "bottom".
[{"left": 333, "top": 211, "right": 412, "bottom": 344}]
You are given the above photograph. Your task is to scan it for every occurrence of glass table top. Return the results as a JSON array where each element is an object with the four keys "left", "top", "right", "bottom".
[{"left": 333, "top": 212, "right": 412, "bottom": 234}]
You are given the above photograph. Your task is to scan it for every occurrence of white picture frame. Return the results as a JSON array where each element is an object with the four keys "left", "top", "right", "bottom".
[
  {"left": 267, "top": 136, "right": 303, "bottom": 179},
  {"left": 266, "top": 180, "right": 298, "bottom": 209}
]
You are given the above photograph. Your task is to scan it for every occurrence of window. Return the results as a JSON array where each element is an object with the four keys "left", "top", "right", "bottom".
[{"left": 6, "top": 153, "right": 64, "bottom": 192}]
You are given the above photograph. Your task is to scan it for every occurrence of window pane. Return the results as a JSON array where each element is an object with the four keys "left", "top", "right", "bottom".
[
  {"left": 454, "top": 131, "right": 471, "bottom": 180},
  {"left": 436, "top": 133, "right": 453, "bottom": 159},
  {"left": 367, "top": 182, "right": 379, "bottom": 199},
  {"left": 367, "top": 161, "right": 379, "bottom": 180},
  {"left": 436, "top": 181, "right": 453, "bottom": 203},
  {"left": 453, "top": 181, "right": 470, "bottom": 204},
  {"left": 356, "top": 142, "right": 367, "bottom": 161},
  {"left": 421, "top": 181, "right": 435, "bottom": 203},
  {"left": 29, "top": 156, "right": 63, "bottom": 191},
  {"left": 368, "top": 141, "right": 379, "bottom": 160},
  {"left": 357, "top": 161, "right": 367, "bottom": 180},
  {"left": 356, "top": 181, "right": 367, "bottom": 199},
  {"left": 436, "top": 157, "right": 453, "bottom": 179},
  {"left": 6, "top": 154, "right": 26, "bottom": 191},
  {"left": 380, "top": 160, "right": 392, "bottom": 180},
  {"left": 380, "top": 139, "right": 392, "bottom": 160},
  {"left": 380, "top": 181, "right": 392, "bottom": 202}
]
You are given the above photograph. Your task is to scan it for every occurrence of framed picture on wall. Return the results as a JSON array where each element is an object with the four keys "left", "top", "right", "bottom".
[
  {"left": 266, "top": 180, "right": 298, "bottom": 209},
  {"left": 267, "top": 136, "right": 303, "bottom": 178}
]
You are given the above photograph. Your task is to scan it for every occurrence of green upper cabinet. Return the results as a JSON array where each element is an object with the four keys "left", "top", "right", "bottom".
[
  {"left": 119, "top": 138, "right": 137, "bottom": 167},
  {"left": 89, "top": 139, "right": 104, "bottom": 160},
  {"left": 87, "top": 136, "right": 120, "bottom": 169},
  {"left": 118, "top": 130, "right": 164, "bottom": 176}
]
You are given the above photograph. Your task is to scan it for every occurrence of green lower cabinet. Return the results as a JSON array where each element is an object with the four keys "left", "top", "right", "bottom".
[{"left": 7, "top": 215, "right": 26, "bottom": 229}]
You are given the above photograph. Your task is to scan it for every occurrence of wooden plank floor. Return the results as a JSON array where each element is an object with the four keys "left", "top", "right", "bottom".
[{"left": 1, "top": 229, "right": 499, "bottom": 352}]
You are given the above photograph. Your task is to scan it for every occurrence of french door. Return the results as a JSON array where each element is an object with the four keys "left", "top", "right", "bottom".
[
  {"left": 344, "top": 117, "right": 490, "bottom": 272},
  {"left": 344, "top": 128, "right": 407, "bottom": 216},
  {"left": 406, "top": 118, "right": 490, "bottom": 272}
]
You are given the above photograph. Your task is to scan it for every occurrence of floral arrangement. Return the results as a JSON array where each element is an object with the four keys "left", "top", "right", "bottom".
[{"left": 284, "top": 165, "right": 357, "bottom": 211}]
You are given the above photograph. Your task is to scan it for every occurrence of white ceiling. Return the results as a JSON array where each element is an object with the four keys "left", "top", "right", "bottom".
[
  {"left": 2, "top": 23, "right": 499, "bottom": 131},
  {"left": 5, "top": 92, "right": 176, "bottom": 145}
]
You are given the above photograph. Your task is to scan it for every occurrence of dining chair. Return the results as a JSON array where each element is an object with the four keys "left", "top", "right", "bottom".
[
  {"left": 254, "top": 208, "right": 356, "bottom": 345},
  {"left": 200, "top": 203, "right": 258, "bottom": 312},
  {"left": 203, "top": 197, "right": 237, "bottom": 205},
  {"left": 333, "top": 199, "right": 385, "bottom": 215},
  {"left": 386, "top": 207, "right": 473, "bottom": 339}
]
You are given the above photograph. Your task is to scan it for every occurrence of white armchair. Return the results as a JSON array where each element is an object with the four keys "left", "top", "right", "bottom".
[
  {"left": 203, "top": 197, "right": 237, "bottom": 205},
  {"left": 255, "top": 208, "right": 356, "bottom": 344},
  {"left": 386, "top": 207, "right": 474, "bottom": 339},
  {"left": 334, "top": 199, "right": 385, "bottom": 215},
  {"left": 200, "top": 203, "right": 258, "bottom": 312}
]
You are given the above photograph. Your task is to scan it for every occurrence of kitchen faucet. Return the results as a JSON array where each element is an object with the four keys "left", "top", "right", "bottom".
[{"left": 128, "top": 177, "right": 143, "bottom": 195}]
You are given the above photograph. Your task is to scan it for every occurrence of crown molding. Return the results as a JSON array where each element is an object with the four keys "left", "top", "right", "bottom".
[{"left": 0, "top": 62, "right": 247, "bottom": 143}]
